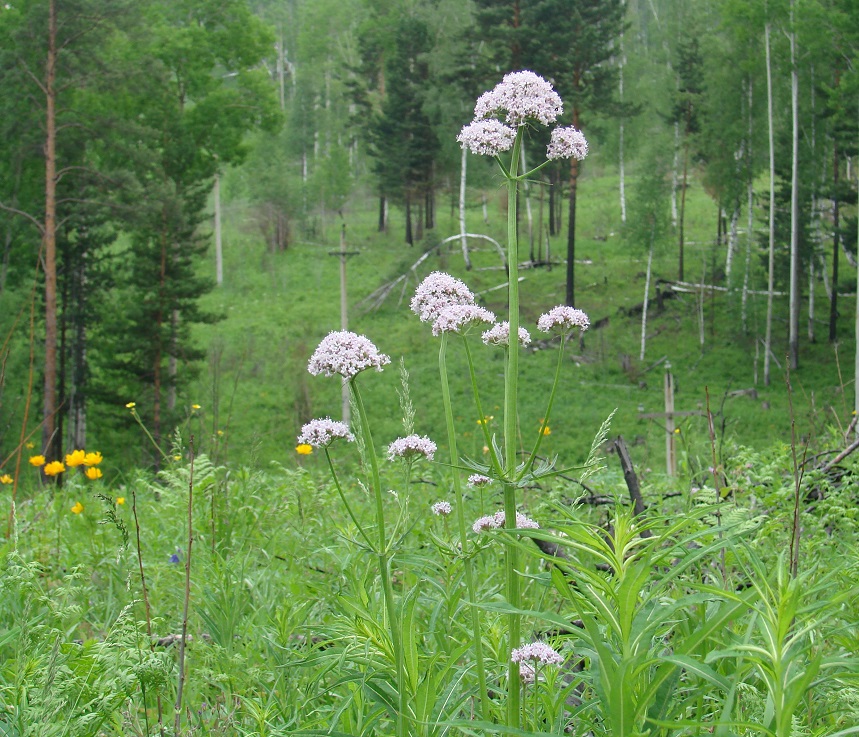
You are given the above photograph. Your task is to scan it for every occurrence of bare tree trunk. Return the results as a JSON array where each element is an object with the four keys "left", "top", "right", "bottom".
[
  {"left": 725, "top": 204, "right": 739, "bottom": 288},
  {"left": 678, "top": 138, "right": 689, "bottom": 281},
  {"left": 619, "top": 3, "right": 627, "bottom": 224},
  {"left": 788, "top": 1, "right": 800, "bottom": 370},
  {"left": 459, "top": 147, "right": 471, "bottom": 269},
  {"left": 764, "top": 22, "right": 776, "bottom": 387},
  {"left": 521, "top": 146, "right": 534, "bottom": 261},
  {"left": 640, "top": 235, "right": 654, "bottom": 361},
  {"left": 671, "top": 121, "right": 679, "bottom": 227},
  {"left": 565, "top": 127, "right": 580, "bottom": 307},
  {"left": 214, "top": 170, "right": 223, "bottom": 285},
  {"left": 808, "top": 263, "right": 815, "bottom": 342},
  {"left": 830, "top": 137, "right": 840, "bottom": 341},
  {"left": 42, "top": 0, "right": 59, "bottom": 460}
]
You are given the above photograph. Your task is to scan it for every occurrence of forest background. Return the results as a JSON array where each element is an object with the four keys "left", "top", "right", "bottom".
[{"left": 2, "top": 0, "right": 859, "bottom": 477}]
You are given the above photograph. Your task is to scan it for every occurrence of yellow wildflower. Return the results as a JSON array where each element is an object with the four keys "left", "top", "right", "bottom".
[
  {"left": 83, "top": 451, "right": 103, "bottom": 466},
  {"left": 173, "top": 454, "right": 181, "bottom": 461},
  {"left": 71, "top": 501, "right": 84, "bottom": 514},
  {"left": 126, "top": 401, "right": 136, "bottom": 409},
  {"left": 116, "top": 497, "right": 125, "bottom": 505},
  {"left": 674, "top": 428, "right": 681, "bottom": 435},
  {"left": 29, "top": 455, "right": 45, "bottom": 467},
  {"left": 85, "top": 467, "right": 102, "bottom": 480},
  {"left": 476, "top": 415, "right": 494, "bottom": 425},
  {"left": 65, "top": 449, "right": 86, "bottom": 467},
  {"left": 191, "top": 404, "right": 201, "bottom": 410},
  {"left": 216, "top": 430, "right": 224, "bottom": 436},
  {"left": 540, "top": 425, "right": 551, "bottom": 436},
  {"left": 0, "top": 474, "right": 12, "bottom": 485},
  {"left": 44, "top": 461, "right": 65, "bottom": 476},
  {"left": 296, "top": 444, "right": 313, "bottom": 455},
  {"left": 25, "top": 442, "right": 35, "bottom": 449}
]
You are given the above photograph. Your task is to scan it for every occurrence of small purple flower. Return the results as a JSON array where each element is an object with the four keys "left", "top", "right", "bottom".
[
  {"left": 432, "top": 304, "right": 496, "bottom": 337},
  {"left": 467, "top": 474, "right": 492, "bottom": 488},
  {"left": 482, "top": 321, "right": 531, "bottom": 348},
  {"left": 472, "top": 510, "right": 539, "bottom": 533},
  {"left": 474, "top": 71, "right": 563, "bottom": 127},
  {"left": 411, "top": 272, "right": 476, "bottom": 324},
  {"left": 457, "top": 119, "right": 517, "bottom": 156},
  {"left": 388, "top": 434, "right": 437, "bottom": 461},
  {"left": 298, "top": 418, "right": 355, "bottom": 448},
  {"left": 169, "top": 549, "right": 181, "bottom": 564},
  {"left": 511, "top": 641, "right": 563, "bottom": 666},
  {"left": 519, "top": 662, "right": 536, "bottom": 684},
  {"left": 547, "top": 126, "right": 589, "bottom": 161},
  {"left": 431, "top": 500, "right": 452, "bottom": 516},
  {"left": 308, "top": 331, "right": 390, "bottom": 379},
  {"left": 537, "top": 305, "right": 590, "bottom": 334}
]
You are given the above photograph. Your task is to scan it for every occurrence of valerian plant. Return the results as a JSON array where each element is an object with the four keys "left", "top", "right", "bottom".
[{"left": 301, "top": 71, "right": 595, "bottom": 734}]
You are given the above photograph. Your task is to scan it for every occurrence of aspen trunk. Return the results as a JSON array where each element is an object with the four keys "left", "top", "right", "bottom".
[
  {"left": 788, "top": 1, "right": 800, "bottom": 369},
  {"left": 764, "top": 22, "right": 776, "bottom": 387},
  {"left": 459, "top": 147, "right": 471, "bottom": 269}
]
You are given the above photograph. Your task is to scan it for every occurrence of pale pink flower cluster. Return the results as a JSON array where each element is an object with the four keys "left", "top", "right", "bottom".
[
  {"left": 537, "top": 305, "right": 590, "bottom": 334},
  {"left": 411, "top": 272, "right": 476, "bottom": 325},
  {"left": 472, "top": 510, "right": 539, "bottom": 533},
  {"left": 308, "top": 331, "right": 390, "bottom": 379},
  {"left": 297, "top": 418, "right": 355, "bottom": 448},
  {"left": 474, "top": 71, "right": 563, "bottom": 126},
  {"left": 431, "top": 500, "right": 452, "bottom": 516},
  {"left": 467, "top": 473, "right": 492, "bottom": 487},
  {"left": 387, "top": 434, "right": 437, "bottom": 461},
  {"left": 519, "top": 662, "right": 537, "bottom": 684},
  {"left": 547, "top": 126, "right": 589, "bottom": 161},
  {"left": 432, "top": 304, "right": 497, "bottom": 337},
  {"left": 457, "top": 119, "right": 516, "bottom": 156},
  {"left": 511, "top": 641, "right": 563, "bottom": 666},
  {"left": 482, "top": 321, "right": 531, "bottom": 347}
]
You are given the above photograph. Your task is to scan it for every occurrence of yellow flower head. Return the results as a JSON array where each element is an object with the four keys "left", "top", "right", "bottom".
[
  {"left": 0, "top": 474, "right": 12, "bottom": 485},
  {"left": 674, "top": 428, "right": 681, "bottom": 435},
  {"left": 44, "top": 461, "right": 65, "bottom": 476},
  {"left": 540, "top": 425, "right": 551, "bottom": 436},
  {"left": 125, "top": 401, "right": 136, "bottom": 409},
  {"left": 71, "top": 501, "right": 84, "bottom": 515},
  {"left": 295, "top": 444, "right": 313, "bottom": 456},
  {"left": 65, "top": 449, "right": 86, "bottom": 467},
  {"left": 173, "top": 454, "right": 181, "bottom": 461},
  {"left": 29, "top": 455, "right": 45, "bottom": 467},
  {"left": 115, "top": 496, "right": 125, "bottom": 505},
  {"left": 216, "top": 430, "right": 224, "bottom": 436},
  {"left": 191, "top": 404, "right": 201, "bottom": 410},
  {"left": 83, "top": 451, "right": 103, "bottom": 466},
  {"left": 477, "top": 415, "right": 494, "bottom": 425},
  {"left": 25, "top": 442, "right": 35, "bottom": 449},
  {"left": 85, "top": 467, "right": 102, "bottom": 480}
]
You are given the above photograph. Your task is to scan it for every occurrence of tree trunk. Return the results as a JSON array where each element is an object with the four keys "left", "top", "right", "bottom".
[
  {"left": 619, "top": 3, "right": 627, "bottom": 224},
  {"left": 671, "top": 121, "right": 679, "bottom": 227},
  {"left": 764, "top": 22, "right": 776, "bottom": 387},
  {"left": 214, "top": 170, "right": 223, "bottom": 285},
  {"left": 640, "top": 235, "right": 654, "bottom": 361},
  {"left": 565, "top": 148, "right": 580, "bottom": 307},
  {"left": 788, "top": 1, "right": 800, "bottom": 370},
  {"left": 459, "top": 147, "right": 471, "bottom": 269},
  {"left": 830, "top": 139, "right": 840, "bottom": 341},
  {"left": 678, "top": 135, "right": 689, "bottom": 281},
  {"left": 42, "top": 0, "right": 59, "bottom": 460},
  {"left": 725, "top": 204, "right": 739, "bottom": 288},
  {"left": 521, "top": 146, "right": 534, "bottom": 261},
  {"left": 405, "top": 193, "right": 413, "bottom": 245},
  {"left": 378, "top": 194, "right": 386, "bottom": 233}
]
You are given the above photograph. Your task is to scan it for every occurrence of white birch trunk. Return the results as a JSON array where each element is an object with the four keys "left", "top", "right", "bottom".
[
  {"left": 764, "top": 22, "right": 776, "bottom": 386},
  {"left": 789, "top": 1, "right": 800, "bottom": 369},
  {"left": 640, "top": 238, "right": 654, "bottom": 360},
  {"left": 725, "top": 206, "right": 739, "bottom": 288},
  {"left": 459, "top": 146, "right": 471, "bottom": 269},
  {"left": 808, "top": 263, "right": 815, "bottom": 342},
  {"left": 619, "top": 2, "right": 627, "bottom": 224},
  {"left": 742, "top": 78, "right": 754, "bottom": 333},
  {"left": 214, "top": 170, "right": 223, "bottom": 286},
  {"left": 520, "top": 146, "right": 534, "bottom": 259},
  {"left": 671, "top": 121, "right": 679, "bottom": 227},
  {"left": 482, "top": 193, "right": 489, "bottom": 224}
]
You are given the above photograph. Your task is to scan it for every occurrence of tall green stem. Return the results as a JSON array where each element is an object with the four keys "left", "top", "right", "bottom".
[
  {"left": 350, "top": 379, "right": 407, "bottom": 737},
  {"left": 438, "top": 333, "right": 489, "bottom": 717},
  {"left": 503, "top": 128, "right": 523, "bottom": 727}
]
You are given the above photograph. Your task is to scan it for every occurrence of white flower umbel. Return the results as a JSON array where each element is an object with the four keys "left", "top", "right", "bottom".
[
  {"left": 411, "top": 271, "right": 476, "bottom": 324},
  {"left": 510, "top": 641, "right": 563, "bottom": 666},
  {"left": 431, "top": 500, "right": 452, "bottom": 516},
  {"left": 467, "top": 473, "right": 492, "bottom": 488},
  {"left": 432, "top": 304, "right": 497, "bottom": 337},
  {"left": 308, "top": 330, "right": 391, "bottom": 379},
  {"left": 482, "top": 321, "right": 531, "bottom": 348},
  {"left": 474, "top": 70, "right": 563, "bottom": 126},
  {"left": 457, "top": 119, "right": 517, "bottom": 156},
  {"left": 472, "top": 510, "right": 539, "bottom": 533},
  {"left": 387, "top": 434, "right": 437, "bottom": 461},
  {"left": 547, "top": 125, "right": 589, "bottom": 161},
  {"left": 297, "top": 418, "right": 355, "bottom": 448},
  {"left": 537, "top": 305, "right": 591, "bottom": 334}
]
